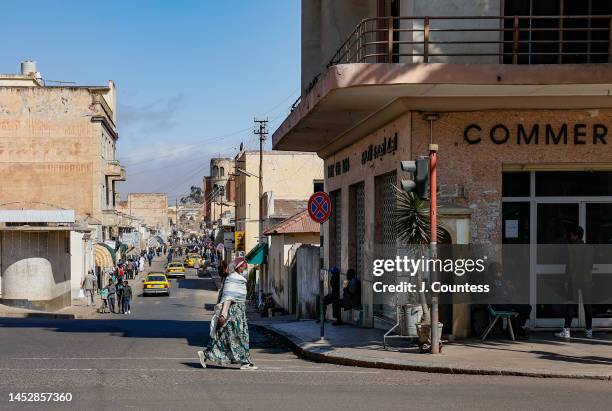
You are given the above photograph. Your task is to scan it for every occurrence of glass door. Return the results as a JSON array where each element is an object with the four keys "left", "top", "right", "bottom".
[
  {"left": 585, "top": 203, "right": 612, "bottom": 328},
  {"left": 534, "top": 202, "right": 579, "bottom": 328}
]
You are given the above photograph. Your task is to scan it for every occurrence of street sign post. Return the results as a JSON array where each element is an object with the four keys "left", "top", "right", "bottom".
[
  {"left": 308, "top": 192, "right": 332, "bottom": 340},
  {"left": 307, "top": 191, "right": 332, "bottom": 224}
]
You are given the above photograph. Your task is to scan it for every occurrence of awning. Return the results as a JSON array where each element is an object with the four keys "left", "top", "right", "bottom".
[
  {"left": 94, "top": 243, "right": 114, "bottom": 268},
  {"left": 245, "top": 242, "right": 267, "bottom": 265},
  {"left": 118, "top": 242, "right": 128, "bottom": 255},
  {"left": 147, "top": 236, "right": 163, "bottom": 248}
]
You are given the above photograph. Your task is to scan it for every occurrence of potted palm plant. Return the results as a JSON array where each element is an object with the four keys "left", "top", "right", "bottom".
[{"left": 393, "top": 187, "right": 445, "bottom": 351}]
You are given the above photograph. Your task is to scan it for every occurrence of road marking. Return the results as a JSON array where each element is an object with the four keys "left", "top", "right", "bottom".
[
  {"left": 11, "top": 357, "right": 300, "bottom": 362},
  {"left": 0, "top": 367, "right": 380, "bottom": 374}
]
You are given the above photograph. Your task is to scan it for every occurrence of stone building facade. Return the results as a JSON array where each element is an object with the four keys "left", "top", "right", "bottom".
[
  {"left": 118, "top": 193, "right": 169, "bottom": 235},
  {"left": 0, "top": 61, "right": 125, "bottom": 309},
  {"left": 205, "top": 158, "right": 235, "bottom": 225},
  {"left": 0, "top": 65, "right": 124, "bottom": 241},
  {"left": 273, "top": 1, "right": 612, "bottom": 335},
  {"left": 234, "top": 151, "right": 324, "bottom": 256}
]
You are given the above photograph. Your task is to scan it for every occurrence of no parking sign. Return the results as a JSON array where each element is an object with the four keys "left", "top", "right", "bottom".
[{"left": 308, "top": 192, "right": 332, "bottom": 224}]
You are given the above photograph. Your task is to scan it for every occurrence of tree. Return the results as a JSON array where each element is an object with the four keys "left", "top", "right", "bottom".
[{"left": 180, "top": 186, "right": 204, "bottom": 205}]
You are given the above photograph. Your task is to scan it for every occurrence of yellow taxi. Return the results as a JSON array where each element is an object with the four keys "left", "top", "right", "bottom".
[
  {"left": 184, "top": 253, "right": 202, "bottom": 268},
  {"left": 165, "top": 262, "right": 186, "bottom": 278},
  {"left": 142, "top": 273, "right": 171, "bottom": 296}
]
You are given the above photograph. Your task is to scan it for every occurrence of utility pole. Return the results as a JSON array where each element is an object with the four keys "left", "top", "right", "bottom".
[
  {"left": 254, "top": 118, "right": 268, "bottom": 244},
  {"left": 176, "top": 198, "right": 180, "bottom": 234},
  {"left": 426, "top": 113, "right": 440, "bottom": 354}
]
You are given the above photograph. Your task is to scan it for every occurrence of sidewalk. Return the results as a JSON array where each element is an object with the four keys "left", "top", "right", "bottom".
[
  {"left": 0, "top": 298, "right": 99, "bottom": 319},
  {"left": 251, "top": 315, "right": 612, "bottom": 380},
  {"left": 0, "top": 256, "right": 157, "bottom": 320}
]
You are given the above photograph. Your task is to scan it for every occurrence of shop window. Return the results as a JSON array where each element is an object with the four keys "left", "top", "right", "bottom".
[
  {"left": 502, "top": 202, "right": 531, "bottom": 244},
  {"left": 535, "top": 171, "right": 612, "bottom": 197},
  {"left": 329, "top": 189, "right": 342, "bottom": 269},
  {"left": 349, "top": 182, "right": 365, "bottom": 279},
  {"left": 503, "top": 0, "right": 612, "bottom": 64},
  {"left": 502, "top": 172, "right": 531, "bottom": 197}
]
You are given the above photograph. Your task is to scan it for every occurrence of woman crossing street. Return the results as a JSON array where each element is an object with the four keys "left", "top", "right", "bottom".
[{"left": 198, "top": 257, "right": 257, "bottom": 370}]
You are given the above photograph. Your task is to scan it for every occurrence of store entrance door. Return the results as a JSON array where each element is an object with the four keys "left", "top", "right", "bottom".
[{"left": 535, "top": 202, "right": 612, "bottom": 328}]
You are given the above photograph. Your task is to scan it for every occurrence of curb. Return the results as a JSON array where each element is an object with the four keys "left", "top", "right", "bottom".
[
  {"left": 0, "top": 312, "right": 76, "bottom": 320},
  {"left": 252, "top": 322, "right": 612, "bottom": 381}
]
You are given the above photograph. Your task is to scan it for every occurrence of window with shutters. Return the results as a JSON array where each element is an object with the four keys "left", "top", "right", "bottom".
[
  {"left": 329, "top": 189, "right": 342, "bottom": 269},
  {"left": 374, "top": 172, "right": 397, "bottom": 318},
  {"left": 349, "top": 182, "right": 365, "bottom": 278}
]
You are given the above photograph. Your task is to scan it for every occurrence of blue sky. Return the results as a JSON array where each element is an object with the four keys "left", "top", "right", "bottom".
[{"left": 0, "top": 0, "right": 300, "bottom": 202}]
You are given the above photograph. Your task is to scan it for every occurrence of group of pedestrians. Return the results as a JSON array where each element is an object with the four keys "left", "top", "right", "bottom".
[
  {"left": 100, "top": 269, "right": 134, "bottom": 315},
  {"left": 81, "top": 248, "right": 157, "bottom": 315}
]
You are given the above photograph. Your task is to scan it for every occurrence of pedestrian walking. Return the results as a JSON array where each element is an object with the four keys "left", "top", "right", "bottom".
[
  {"left": 116, "top": 279, "right": 124, "bottom": 313},
  {"left": 147, "top": 251, "right": 153, "bottom": 267},
  {"left": 556, "top": 225, "right": 594, "bottom": 339},
  {"left": 81, "top": 270, "right": 97, "bottom": 306},
  {"left": 198, "top": 257, "right": 257, "bottom": 370},
  {"left": 139, "top": 256, "right": 145, "bottom": 273},
  {"left": 122, "top": 280, "right": 133, "bottom": 314},
  {"left": 127, "top": 259, "right": 134, "bottom": 280},
  {"left": 106, "top": 280, "right": 117, "bottom": 314},
  {"left": 99, "top": 287, "right": 109, "bottom": 313}
]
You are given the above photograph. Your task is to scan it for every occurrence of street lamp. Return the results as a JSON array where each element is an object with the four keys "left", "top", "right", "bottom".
[{"left": 235, "top": 168, "right": 259, "bottom": 179}]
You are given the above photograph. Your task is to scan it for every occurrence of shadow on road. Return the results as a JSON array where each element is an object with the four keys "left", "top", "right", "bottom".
[
  {"left": 0, "top": 318, "right": 293, "bottom": 354},
  {"left": 176, "top": 277, "right": 217, "bottom": 291},
  {"left": 0, "top": 318, "right": 208, "bottom": 348}
]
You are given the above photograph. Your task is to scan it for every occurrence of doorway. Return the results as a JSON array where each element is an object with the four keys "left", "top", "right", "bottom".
[{"left": 502, "top": 170, "right": 612, "bottom": 329}]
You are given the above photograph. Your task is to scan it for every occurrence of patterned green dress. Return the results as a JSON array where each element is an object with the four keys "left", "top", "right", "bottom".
[{"left": 205, "top": 302, "right": 253, "bottom": 365}]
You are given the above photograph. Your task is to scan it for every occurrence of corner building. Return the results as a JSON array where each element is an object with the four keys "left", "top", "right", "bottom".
[{"left": 273, "top": 0, "right": 612, "bottom": 335}]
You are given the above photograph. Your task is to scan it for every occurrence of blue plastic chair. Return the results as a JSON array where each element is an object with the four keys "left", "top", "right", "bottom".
[{"left": 480, "top": 305, "right": 519, "bottom": 342}]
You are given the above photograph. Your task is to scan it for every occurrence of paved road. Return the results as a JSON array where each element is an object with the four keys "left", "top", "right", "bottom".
[{"left": 0, "top": 259, "right": 610, "bottom": 410}]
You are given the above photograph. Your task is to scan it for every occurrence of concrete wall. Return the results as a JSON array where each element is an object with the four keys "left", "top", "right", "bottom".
[
  {"left": 0, "top": 88, "right": 99, "bottom": 215},
  {"left": 70, "top": 231, "right": 85, "bottom": 299},
  {"left": 0, "top": 230, "right": 72, "bottom": 310},
  {"left": 401, "top": 0, "right": 501, "bottom": 64},
  {"left": 0, "top": 85, "right": 121, "bottom": 239},
  {"left": 301, "top": 0, "right": 377, "bottom": 93},
  {"left": 235, "top": 151, "right": 323, "bottom": 254},
  {"left": 301, "top": 0, "right": 503, "bottom": 90},
  {"left": 267, "top": 232, "right": 320, "bottom": 312},
  {"left": 296, "top": 244, "right": 321, "bottom": 319},
  {"left": 69, "top": 231, "right": 94, "bottom": 299}
]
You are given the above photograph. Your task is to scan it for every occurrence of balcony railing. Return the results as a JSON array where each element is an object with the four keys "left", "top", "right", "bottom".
[
  {"left": 328, "top": 15, "right": 612, "bottom": 66},
  {"left": 105, "top": 159, "right": 126, "bottom": 179}
]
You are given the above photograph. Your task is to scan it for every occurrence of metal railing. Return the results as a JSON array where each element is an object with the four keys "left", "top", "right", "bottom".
[{"left": 328, "top": 15, "right": 612, "bottom": 66}]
